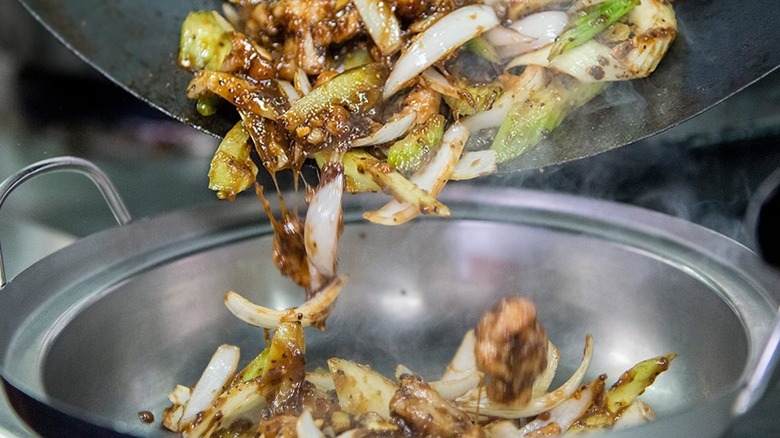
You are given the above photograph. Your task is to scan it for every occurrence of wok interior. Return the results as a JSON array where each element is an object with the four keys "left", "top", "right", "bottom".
[{"left": 41, "top": 219, "right": 746, "bottom": 435}]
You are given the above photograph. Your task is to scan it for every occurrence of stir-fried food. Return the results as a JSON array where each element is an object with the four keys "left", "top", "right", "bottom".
[
  {"left": 167, "top": 2, "right": 679, "bottom": 434},
  {"left": 163, "top": 297, "right": 675, "bottom": 436},
  {"left": 179, "top": 0, "right": 678, "bottom": 325}
]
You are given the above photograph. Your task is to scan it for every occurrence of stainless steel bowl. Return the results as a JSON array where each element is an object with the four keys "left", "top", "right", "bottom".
[{"left": 1, "top": 158, "right": 779, "bottom": 437}]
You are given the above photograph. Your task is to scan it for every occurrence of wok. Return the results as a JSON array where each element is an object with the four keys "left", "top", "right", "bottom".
[
  {"left": 15, "top": 0, "right": 780, "bottom": 171},
  {"left": 1, "top": 157, "right": 780, "bottom": 437}
]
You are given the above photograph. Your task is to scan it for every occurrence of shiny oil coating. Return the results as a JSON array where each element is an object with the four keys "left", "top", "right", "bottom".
[
  {"left": 15, "top": 0, "right": 780, "bottom": 171},
  {"left": 0, "top": 186, "right": 779, "bottom": 437}
]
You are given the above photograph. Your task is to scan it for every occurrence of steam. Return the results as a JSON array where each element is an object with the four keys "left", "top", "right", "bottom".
[{"left": 473, "top": 120, "right": 762, "bottom": 245}]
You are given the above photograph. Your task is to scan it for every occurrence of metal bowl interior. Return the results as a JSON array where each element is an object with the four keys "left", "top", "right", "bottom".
[{"left": 1, "top": 186, "right": 778, "bottom": 437}]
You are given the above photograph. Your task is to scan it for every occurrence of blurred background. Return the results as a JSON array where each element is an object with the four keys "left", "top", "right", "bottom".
[{"left": 1, "top": 0, "right": 780, "bottom": 435}]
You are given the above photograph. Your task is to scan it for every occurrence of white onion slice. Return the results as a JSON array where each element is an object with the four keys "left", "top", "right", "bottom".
[
  {"left": 482, "top": 420, "right": 522, "bottom": 437},
  {"left": 441, "top": 329, "right": 478, "bottom": 382},
  {"left": 532, "top": 341, "right": 560, "bottom": 397},
  {"left": 224, "top": 275, "right": 346, "bottom": 329},
  {"left": 613, "top": 401, "right": 656, "bottom": 429},
  {"left": 507, "top": 41, "right": 625, "bottom": 82},
  {"left": 277, "top": 80, "right": 300, "bottom": 102},
  {"left": 179, "top": 344, "right": 240, "bottom": 426},
  {"left": 496, "top": 11, "right": 568, "bottom": 58},
  {"left": 296, "top": 410, "right": 325, "bottom": 437},
  {"left": 431, "top": 372, "right": 483, "bottom": 401},
  {"left": 307, "top": 369, "right": 336, "bottom": 392},
  {"left": 484, "top": 26, "right": 533, "bottom": 47},
  {"left": 420, "top": 68, "right": 460, "bottom": 98},
  {"left": 162, "top": 385, "right": 192, "bottom": 432},
  {"left": 295, "top": 67, "right": 312, "bottom": 96},
  {"left": 508, "top": 11, "right": 568, "bottom": 41},
  {"left": 507, "top": 0, "right": 676, "bottom": 81},
  {"left": 519, "top": 376, "right": 601, "bottom": 435},
  {"left": 353, "top": 0, "right": 402, "bottom": 55},
  {"left": 352, "top": 111, "right": 417, "bottom": 147},
  {"left": 461, "top": 65, "right": 546, "bottom": 132},
  {"left": 363, "top": 122, "right": 469, "bottom": 225},
  {"left": 450, "top": 150, "right": 498, "bottom": 180},
  {"left": 460, "top": 94, "right": 513, "bottom": 132},
  {"left": 185, "top": 380, "right": 269, "bottom": 437},
  {"left": 429, "top": 330, "right": 485, "bottom": 400},
  {"left": 305, "top": 168, "right": 344, "bottom": 279},
  {"left": 457, "top": 335, "right": 593, "bottom": 418},
  {"left": 383, "top": 5, "right": 499, "bottom": 98}
]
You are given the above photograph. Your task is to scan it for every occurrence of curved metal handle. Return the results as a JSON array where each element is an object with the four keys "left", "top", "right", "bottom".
[
  {"left": 0, "top": 156, "right": 132, "bottom": 287},
  {"left": 733, "top": 312, "right": 780, "bottom": 416}
]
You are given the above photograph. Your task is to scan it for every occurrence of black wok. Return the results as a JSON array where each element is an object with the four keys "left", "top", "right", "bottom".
[{"left": 14, "top": 0, "right": 780, "bottom": 171}]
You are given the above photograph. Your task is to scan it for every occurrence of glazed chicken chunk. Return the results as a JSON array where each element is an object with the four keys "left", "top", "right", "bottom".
[
  {"left": 390, "top": 374, "right": 483, "bottom": 437},
  {"left": 474, "top": 297, "right": 549, "bottom": 404}
]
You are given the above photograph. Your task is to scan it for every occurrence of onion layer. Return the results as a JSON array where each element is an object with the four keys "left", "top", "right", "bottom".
[
  {"left": 450, "top": 150, "right": 498, "bottom": 180},
  {"left": 353, "top": 0, "right": 402, "bottom": 55},
  {"left": 485, "top": 11, "right": 568, "bottom": 58},
  {"left": 352, "top": 111, "right": 417, "bottom": 147},
  {"left": 305, "top": 163, "right": 344, "bottom": 281},
  {"left": 456, "top": 335, "right": 594, "bottom": 418},
  {"left": 383, "top": 5, "right": 499, "bottom": 98},
  {"left": 224, "top": 275, "right": 347, "bottom": 330},
  {"left": 179, "top": 345, "right": 240, "bottom": 426},
  {"left": 363, "top": 122, "right": 469, "bottom": 225},
  {"left": 519, "top": 376, "right": 602, "bottom": 435}
]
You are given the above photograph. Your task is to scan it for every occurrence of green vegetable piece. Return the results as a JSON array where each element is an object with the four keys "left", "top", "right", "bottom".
[
  {"left": 178, "top": 11, "right": 233, "bottom": 71},
  {"left": 196, "top": 94, "right": 221, "bottom": 116},
  {"left": 352, "top": 150, "right": 450, "bottom": 216},
  {"left": 490, "top": 78, "right": 605, "bottom": 163},
  {"left": 465, "top": 36, "right": 502, "bottom": 64},
  {"left": 342, "top": 46, "right": 374, "bottom": 70},
  {"left": 236, "top": 323, "right": 306, "bottom": 384},
  {"left": 280, "top": 63, "right": 388, "bottom": 131},
  {"left": 606, "top": 353, "right": 677, "bottom": 413},
  {"left": 442, "top": 79, "right": 502, "bottom": 118},
  {"left": 549, "top": 0, "right": 640, "bottom": 59},
  {"left": 316, "top": 151, "right": 382, "bottom": 193},
  {"left": 575, "top": 352, "right": 676, "bottom": 430},
  {"left": 387, "top": 114, "right": 445, "bottom": 174},
  {"left": 208, "top": 121, "right": 258, "bottom": 200},
  {"left": 239, "top": 346, "right": 270, "bottom": 382}
]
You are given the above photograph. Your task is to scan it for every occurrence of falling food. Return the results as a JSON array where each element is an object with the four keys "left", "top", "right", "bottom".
[
  {"left": 162, "top": 1, "right": 680, "bottom": 435},
  {"left": 178, "top": 0, "right": 678, "bottom": 315}
]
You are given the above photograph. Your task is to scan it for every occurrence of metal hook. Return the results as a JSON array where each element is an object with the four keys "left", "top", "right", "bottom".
[{"left": 0, "top": 156, "right": 132, "bottom": 287}]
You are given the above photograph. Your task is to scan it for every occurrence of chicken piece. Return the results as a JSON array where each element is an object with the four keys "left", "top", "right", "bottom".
[
  {"left": 401, "top": 84, "right": 442, "bottom": 125},
  {"left": 474, "top": 297, "right": 549, "bottom": 405},
  {"left": 243, "top": 0, "right": 363, "bottom": 77},
  {"left": 256, "top": 414, "right": 298, "bottom": 438},
  {"left": 300, "top": 380, "right": 340, "bottom": 421},
  {"left": 220, "top": 32, "right": 276, "bottom": 81},
  {"left": 390, "top": 374, "right": 483, "bottom": 438},
  {"left": 390, "top": 0, "right": 461, "bottom": 22}
]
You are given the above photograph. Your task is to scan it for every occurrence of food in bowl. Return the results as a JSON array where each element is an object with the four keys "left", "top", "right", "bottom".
[{"left": 162, "top": 297, "right": 675, "bottom": 436}]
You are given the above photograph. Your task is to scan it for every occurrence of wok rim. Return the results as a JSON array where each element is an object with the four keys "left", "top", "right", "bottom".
[{"left": 1, "top": 185, "right": 779, "bottom": 436}]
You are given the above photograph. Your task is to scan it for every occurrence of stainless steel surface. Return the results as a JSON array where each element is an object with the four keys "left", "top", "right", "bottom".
[
  {"left": 0, "top": 156, "right": 132, "bottom": 287},
  {"left": 1, "top": 183, "right": 779, "bottom": 437},
  {"left": 14, "top": 0, "right": 780, "bottom": 171}
]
